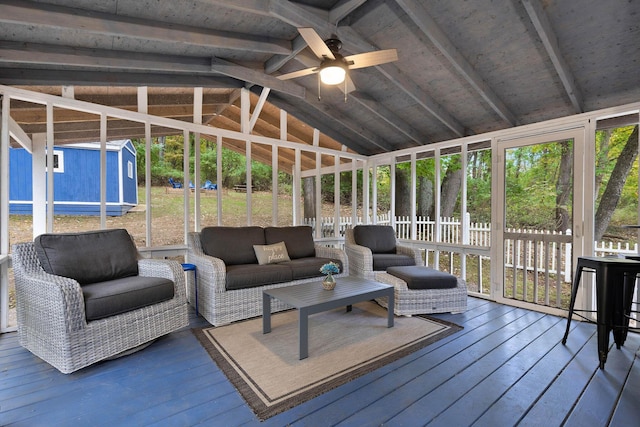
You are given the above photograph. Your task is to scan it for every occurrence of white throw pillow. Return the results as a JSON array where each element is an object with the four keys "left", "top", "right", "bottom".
[{"left": 253, "top": 241, "right": 291, "bottom": 265}]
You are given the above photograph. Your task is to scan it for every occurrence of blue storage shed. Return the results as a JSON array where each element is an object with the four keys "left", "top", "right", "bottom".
[{"left": 10, "top": 139, "right": 138, "bottom": 216}]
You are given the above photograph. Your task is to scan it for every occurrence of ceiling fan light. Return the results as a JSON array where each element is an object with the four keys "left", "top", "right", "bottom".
[{"left": 320, "top": 65, "right": 346, "bottom": 85}]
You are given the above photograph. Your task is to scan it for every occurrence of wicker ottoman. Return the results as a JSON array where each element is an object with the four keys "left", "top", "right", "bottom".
[{"left": 375, "top": 266, "right": 467, "bottom": 316}]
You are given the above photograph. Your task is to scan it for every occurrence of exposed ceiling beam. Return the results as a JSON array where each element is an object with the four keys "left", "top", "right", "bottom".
[
  {"left": 266, "top": 93, "right": 381, "bottom": 155},
  {"left": 266, "top": 0, "right": 466, "bottom": 138},
  {"left": 0, "top": 0, "right": 290, "bottom": 55},
  {"left": 202, "top": 0, "right": 401, "bottom": 151},
  {"left": 11, "top": 104, "right": 221, "bottom": 123},
  {"left": 264, "top": 34, "right": 309, "bottom": 74},
  {"left": 350, "top": 92, "right": 425, "bottom": 147},
  {"left": 395, "top": 0, "right": 516, "bottom": 126},
  {"left": 298, "top": 92, "right": 395, "bottom": 152},
  {"left": 521, "top": 0, "right": 583, "bottom": 113},
  {"left": 329, "top": 0, "right": 368, "bottom": 24},
  {"left": 210, "top": 57, "right": 305, "bottom": 99},
  {"left": 0, "top": 42, "right": 213, "bottom": 74},
  {"left": 65, "top": 93, "right": 232, "bottom": 108},
  {"left": 0, "top": 69, "right": 241, "bottom": 87},
  {"left": 338, "top": 26, "right": 466, "bottom": 137}
]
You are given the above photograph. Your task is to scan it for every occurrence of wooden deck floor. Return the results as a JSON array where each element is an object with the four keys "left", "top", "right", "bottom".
[{"left": 2, "top": 297, "right": 639, "bottom": 426}]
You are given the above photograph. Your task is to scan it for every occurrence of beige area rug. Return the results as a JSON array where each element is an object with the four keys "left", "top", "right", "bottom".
[{"left": 193, "top": 301, "right": 462, "bottom": 420}]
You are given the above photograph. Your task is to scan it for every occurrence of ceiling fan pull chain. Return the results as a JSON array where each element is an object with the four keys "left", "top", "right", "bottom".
[
  {"left": 318, "top": 74, "right": 322, "bottom": 100},
  {"left": 344, "top": 79, "right": 348, "bottom": 102}
]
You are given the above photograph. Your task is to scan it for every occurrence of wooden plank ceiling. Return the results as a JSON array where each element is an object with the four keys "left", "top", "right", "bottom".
[{"left": 1, "top": 0, "right": 639, "bottom": 162}]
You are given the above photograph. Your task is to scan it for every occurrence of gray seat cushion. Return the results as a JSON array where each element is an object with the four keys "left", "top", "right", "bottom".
[
  {"left": 225, "top": 264, "right": 293, "bottom": 290},
  {"left": 281, "top": 257, "right": 343, "bottom": 280},
  {"left": 373, "top": 254, "right": 416, "bottom": 271},
  {"left": 34, "top": 228, "right": 139, "bottom": 285},
  {"left": 353, "top": 225, "right": 397, "bottom": 254},
  {"left": 200, "top": 226, "right": 265, "bottom": 265},
  {"left": 82, "top": 276, "right": 175, "bottom": 321},
  {"left": 387, "top": 266, "right": 457, "bottom": 290},
  {"left": 264, "top": 226, "right": 316, "bottom": 259}
]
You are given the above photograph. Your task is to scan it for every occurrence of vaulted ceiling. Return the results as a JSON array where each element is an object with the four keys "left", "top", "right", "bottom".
[{"left": 1, "top": 0, "right": 639, "bottom": 156}]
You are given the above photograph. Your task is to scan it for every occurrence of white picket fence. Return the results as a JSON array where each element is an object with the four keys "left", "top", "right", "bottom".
[{"left": 305, "top": 212, "right": 639, "bottom": 285}]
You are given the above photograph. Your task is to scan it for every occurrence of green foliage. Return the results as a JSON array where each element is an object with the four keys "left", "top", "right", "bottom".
[
  {"left": 132, "top": 125, "right": 637, "bottom": 233},
  {"left": 132, "top": 137, "right": 294, "bottom": 194},
  {"left": 504, "top": 142, "right": 564, "bottom": 229}
]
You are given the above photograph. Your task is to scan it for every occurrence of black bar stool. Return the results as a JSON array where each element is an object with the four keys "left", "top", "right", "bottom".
[{"left": 562, "top": 256, "right": 640, "bottom": 369}]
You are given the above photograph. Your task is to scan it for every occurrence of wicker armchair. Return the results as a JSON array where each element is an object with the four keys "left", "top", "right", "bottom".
[
  {"left": 11, "top": 237, "right": 189, "bottom": 374},
  {"left": 345, "top": 225, "right": 423, "bottom": 279}
]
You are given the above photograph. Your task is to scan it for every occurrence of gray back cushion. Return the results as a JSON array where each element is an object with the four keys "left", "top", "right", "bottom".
[
  {"left": 264, "top": 226, "right": 315, "bottom": 259},
  {"left": 200, "top": 226, "right": 265, "bottom": 265},
  {"left": 34, "top": 229, "right": 139, "bottom": 285},
  {"left": 353, "top": 225, "right": 397, "bottom": 254}
]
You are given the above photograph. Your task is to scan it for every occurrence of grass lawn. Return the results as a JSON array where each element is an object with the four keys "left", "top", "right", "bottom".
[{"left": 10, "top": 186, "right": 298, "bottom": 248}]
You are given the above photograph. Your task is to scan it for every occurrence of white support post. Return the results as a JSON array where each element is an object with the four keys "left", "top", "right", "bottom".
[
  {"left": 61, "top": 86, "right": 74, "bottom": 99},
  {"left": 363, "top": 160, "right": 370, "bottom": 224},
  {"left": 0, "top": 94, "right": 8, "bottom": 332},
  {"left": 461, "top": 145, "right": 468, "bottom": 278},
  {"left": 314, "top": 129, "right": 321, "bottom": 239},
  {"left": 138, "top": 87, "right": 152, "bottom": 247},
  {"left": 183, "top": 129, "right": 190, "bottom": 243},
  {"left": 1, "top": 94, "right": 9, "bottom": 251},
  {"left": 390, "top": 158, "right": 396, "bottom": 228},
  {"left": 241, "top": 88, "right": 252, "bottom": 225},
  {"left": 100, "top": 113, "right": 107, "bottom": 229},
  {"left": 334, "top": 153, "right": 340, "bottom": 238},
  {"left": 46, "top": 103, "right": 54, "bottom": 232},
  {"left": 276, "top": 109, "right": 286, "bottom": 226},
  {"left": 434, "top": 148, "right": 442, "bottom": 267},
  {"left": 31, "top": 133, "right": 46, "bottom": 238},
  {"left": 351, "top": 159, "right": 358, "bottom": 227},
  {"left": 410, "top": 152, "right": 417, "bottom": 240},
  {"left": 272, "top": 144, "right": 278, "bottom": 226},
  {"left": 144, "top": 122, "right": 152, "bottom": 246},
  {"left": 371, "top": 162, "right": 377, "bottom": 224},
  {"left": 216, "top": 135, "right": 223, "bottom": 225},
  {"left": 193, "top": 87, "right": 203, "bottom": 232},
  {"left": 293, "top": 149, "right": 301, "bottom": 225},
  {"left": 246, "top": 139, "right": 252, "bottom": 225}
]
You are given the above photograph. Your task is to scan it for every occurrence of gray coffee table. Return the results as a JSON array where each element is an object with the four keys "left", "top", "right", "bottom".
[{"left": 262, "top": 276, "right": 394, "bottom": 359}]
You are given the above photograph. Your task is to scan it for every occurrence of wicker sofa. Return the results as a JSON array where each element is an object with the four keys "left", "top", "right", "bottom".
[
  {"left": 186, "top": 225, "right": 348, "bottom": 326},
  {"left": 11, "top": 229, "right": 189, "bottom": 374}
]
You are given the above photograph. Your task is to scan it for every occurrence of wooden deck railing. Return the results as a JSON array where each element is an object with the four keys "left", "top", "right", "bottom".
[{"left": 305, "top": 213, "right": 639, "bottom": 310}]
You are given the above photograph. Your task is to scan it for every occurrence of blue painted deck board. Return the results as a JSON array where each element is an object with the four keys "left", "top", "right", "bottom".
[{"left": 1, "top": 298, "right": 639, "bottom": 426}]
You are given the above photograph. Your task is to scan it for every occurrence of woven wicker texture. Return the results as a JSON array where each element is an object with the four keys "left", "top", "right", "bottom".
[
  {"left": 186, "top": 232, "right": 348, "bottom": 326},
  {"left": 344, "top": 228, "right": 423, "bottom": 279},
  {"left": 11, "top": 241, "right": 189, "bottom": 374},
  {"left": 374, "top": 271, "right": 467, "bottom": 315}
]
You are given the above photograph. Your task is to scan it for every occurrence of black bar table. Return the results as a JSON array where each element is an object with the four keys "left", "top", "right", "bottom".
[{"left": 562, "top": 256, "right": 640, "bottom": 369}]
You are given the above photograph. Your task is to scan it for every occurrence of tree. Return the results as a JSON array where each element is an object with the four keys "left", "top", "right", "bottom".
[
  {"left": 395, "top": 168, "right": 411, "bottom": 216},
  {"left": 417, "top": 176, "right": 433, "bottom": 217},
  {"left": 555, "top": 140, "right": 572, "bottom": 232},
  {"left": 440, "top": 155, "right": 462, "bottom": 218},
  {"left": 440, "top": 166, "right": 462, "bottom": 218},
  {"left": 594, "top": 125, "right": 639, "bottom": 240},
  {"left": 303, "top": 177, "right": 315, "bottom": 219}
]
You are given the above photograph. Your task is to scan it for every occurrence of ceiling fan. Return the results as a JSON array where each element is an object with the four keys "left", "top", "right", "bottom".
[{"left": 277, "top": 27, "right": 398, "bottom": 98}]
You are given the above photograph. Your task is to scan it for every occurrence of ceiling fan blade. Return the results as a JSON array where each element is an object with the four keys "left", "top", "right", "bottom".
[
  {"left": 298, "top": 27, "right": 335, "bottom": 60},
  {"left": 345, "top": 49, "right": 398, "bottom": 69},
  {"left": 277, "top": 67, "right": 318, "bottom": 80}
]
